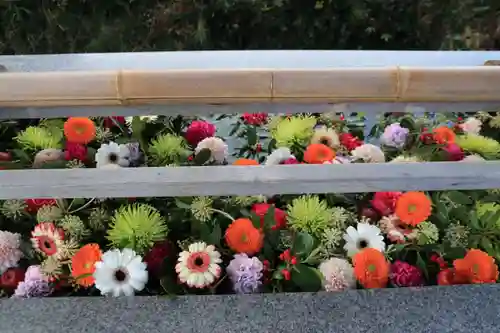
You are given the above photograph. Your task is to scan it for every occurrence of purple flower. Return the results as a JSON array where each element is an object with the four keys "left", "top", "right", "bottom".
[
  {"left": 380, "top": 123, "right": 409, "bottom": 149},
  {"left": 13, "top": 279, "right": 52, "bottom": 298},
  {"left": 226, "top": 254, "right": 263, "bottom": 294}
]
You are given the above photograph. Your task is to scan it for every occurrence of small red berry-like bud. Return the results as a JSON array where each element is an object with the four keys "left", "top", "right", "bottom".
[
  {"left": 340, "top": 115, "right": 345, "bottom": 121},
  {"left": 279, "top": 253, "right": 284, "bottom": 261},
  {"left": 457, "top": 117, "right": 463, "bottom": 121},
  {"left": 263, "top": 260, "right": 270, "bottom": 268},
  {"left": 282, "top": 249, "right": 291, "bottom": 261},
  {"left": 188, "top": 155, "right": 194, "bottom": 161},
  {"left": 282, "top": 269, "right": 291, "bottom": 281},
  {"left": 256, "top": 143, "right": 262, "bottom": 152},
  {"left": 290, "top": 257, "right": 297, "bottom": 265},
  {"left": 430, "top": 254, "right": 440, "bottom": 262},
  {"left": 422, "top": 127, "right": 428, "bottom": 132}
]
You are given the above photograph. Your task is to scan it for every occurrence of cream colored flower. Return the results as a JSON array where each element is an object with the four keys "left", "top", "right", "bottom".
[
  {"left": 33, "top": 149, "right": 64, "bottom": 168},
  {"left": 310, "top": 126, "right": 340, "bottom": 148},
  {"left": 351, "top": 144, "right": 385, "bottom": 163},
  {"left": 460, "top": 117, "right": 482, "bottom": 135}
]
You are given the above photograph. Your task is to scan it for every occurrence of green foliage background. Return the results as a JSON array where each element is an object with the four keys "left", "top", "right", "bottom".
[{"left": 0, "top": 0, "right": 499, "bottom": 54}]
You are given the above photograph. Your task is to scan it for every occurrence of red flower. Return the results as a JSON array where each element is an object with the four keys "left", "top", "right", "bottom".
[
  {"left": 370, "top": 192, "right": 402, "bottom": 216},
  {"left": 143, "top": 241, "right": 173, "bottom": 276},
  {"left": 339, "top": 133, "right": 363, "bottom": 151},
  {"left": 185, "top": 120, "right": 216, "bottom": 146},
  {"left": 282, "top": 158, "right": 299, "bottom": 164},
  {"left": 0, "top": 268, "right": 25, "bottom": 289},
  {"left": 25, "top": 199, "right": 57, "bottom": 213},
  {"left": 443, "top": 143, "right": 464, "bottom": 161},
  {"left": 64, "top": 142, "right": 88, "bottom": 162},
  {"left": 103, "top": 116, "right": 125, "bottom": 128},
  {"left": 390, "top": 261, "right": 424, "bottom": 287},
  {"left": 251, "top": 203, "right": 287, "bottom": 230},
  {"left": 242, "top": 113, "right": 268, "bottom": 126},
  {"left": 437, "top": 268, "right": 456, "bottom": 286}
]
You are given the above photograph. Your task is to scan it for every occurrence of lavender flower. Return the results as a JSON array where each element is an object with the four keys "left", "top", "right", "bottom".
[
  {"left": 13, "top": 279, "right": 52, "bottom": 298},
  {"left": 226, "top": 254, "right": 263, "bottom": 294},
  {"left": 380, "top": 123, "right": 409, "bottom": 149}
]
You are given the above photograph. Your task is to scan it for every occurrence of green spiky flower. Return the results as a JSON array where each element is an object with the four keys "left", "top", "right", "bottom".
[
  {"left": 15, "top": 126, "right": 62, "bottom": 151},
  {"left": 37, "top": 205, "right": 63, "bottom": 223},
  {"left": 1, "top": 199, "right": 26, "bottom": 220},
  {"left": 287, "top": 195, "right": 334, "bottom": 237},
  {"left": 107, "top": 204, "right": 168, "bottom": 254},
  {"left": 320, "top": 227, "right": 344, "bottom": 257},
  {"left": 95, "top": 127, "right": 113, "bottom": 142},
  {"left": 88, "top": 207, "right": 109, "bottom": 231},
  {"left": 489, "top": 114, "right": 500, "bottom": 128},
  {"left": 39, "top": 118, "right": 65, "bottom": 138},
  {"left": 59, "top": 215, "right": 89, "bottom": 241},
  {"left": 455, "top": 134, "right": 500, "bottom": 160},
  {"left": 148, "top": 133, "right": 190, "bottom": 166},
  {"left": 444, "top": 223, "right": 470, "bottom": 248},
  {"left": 66, "top": 159, "right": 86, "bottom": 168},
  {"left": 271, "top": 115, "right": 316, "bottom": 147},
  {"left": 415, "top": 221, "right": 439, "bottom": 245},
  {"left": 476, "top": 202, "right": 499, "bottom": 218},
  {"left": 230, "top": 195, "right": 267, "bottom": 207},
  {"left": 330, "top": 206, "right": 355, "bottom": 229},
  {"left": 190, "top": 196, "right": 213, "bottom": 222}
]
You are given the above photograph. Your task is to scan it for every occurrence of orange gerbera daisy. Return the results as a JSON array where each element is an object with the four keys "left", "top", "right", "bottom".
[
  {"left": 64, "top": 117, "right": 96, "bottom": 144},
  {"left": 225, "top": 218, "right": 263, "bottom": 255},
  {"left": 71, "top": 243, "right": 102, "bottom": 287},
  {"left": 453, "top": 249, "right": 499, "bottom": 284},
  {"left": 394, "top": 191, "right": 431, "bottom": 226},
  {"left": 303, "top": 143, "right": 335, "bottom": 164},
  {"left": 433, "top": 126, "right": 456, "bottom": 144},
  {"left": 353, "top": 248, "right": 389, "bottom": 289},
  {"left": 233, "top": 158, "right": 259, "bottom": 166}
]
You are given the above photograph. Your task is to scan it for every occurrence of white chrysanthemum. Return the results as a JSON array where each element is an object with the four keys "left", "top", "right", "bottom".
[
  {"left": 175, "top": 242, "right": 222, "bottom": 289},
  {"left": 93, "top": 248, "right": 148, "bottom": 297},
  {"left": 343, "top": 223, "right": 385, "bottom": 257},
  {"left": 194, "top": 137, "right": 228, "bottom": 164},
  {"left": 311, "top": 125, "right": 340, "bottom": 148},
  {"left": 460, "top": 117, "right": 482, "bottom": 135},
  {"left": 95, "top": 141, "right": 130, "bottom": 168},
  {"left": 351, "top": 144, "right": 385, "bottom": 163},
  {"left": 0, "top": 231, "right": 22, "bottom": 274},
  {"left": 389, "top": 155, "right": 422, "bottom": 163},
  {"left": 125, "top": 116, "right": 158, "bottom": 127},
  {"left": 318, "top": 257, "right": 356, "bottom": 292},
  {"left": 461, "top": 154, "right": 485, "bottom": 163},
  {"left": 264, "top": 147, "right": 296, "bottom": 165}
]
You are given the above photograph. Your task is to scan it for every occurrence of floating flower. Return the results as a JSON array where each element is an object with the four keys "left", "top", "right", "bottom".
[
  {"left": 143, "top": 240, "right": 173, "bottom": 276},
  {"left": 64, "top": 142, "right": 87, "bottom": 162},
  {"left": 394, "top": 192, "right": 431, "bottom": 226},
  {"left": 59, "top": 215, "right": 90, "bottom": 241},
  {"left": 71, "top": 243, "right": 102, "bottom": 287},
  {"left": 226, "top": 253, "right": 264, "bottom": 294},
  {"left": 310, "top": 125, "right": 340, "bottom": 148},
  {"left": 251, "top": 203, "right": 287, "bottom": 230},
  {"left": 378, "top": 215, "right": 417, "bottom": 244},
  {"left": 149, "top": 133, "right": 190, "bottom": 166},
  {"left": 107, "top": 204, "right": 168, "bottom": 255},
  {"left": 303, "top": 143, "right": 335, "bottom": 164},
  {"left": 185, "top": 120, "right": 216, "bottom": 146},
  {"left": 190, "top": 196, "right": 213, "bottom": 222},
  {"left": 95, "top": 141, "right": 130, "bottom": 168},
  {"left": 176, "top": 242, "right": 222, "bottom": 288},
  {"left": 33, "top": 148, "right": 64, "bottom": 168},
  {"left": 443, "top": 143, "right": 464, "bottom": 161},
  {"left": 13, "top": 277, "right": 52, "bottom": 298},
  {"left": 233, "top": 158, "right": 259, "bottom": 166},
  {"left": 0, "top": 267, "right": 25, "bottom": 289},
  {"left": 1, "top": 199, "right": 27, "bottom": 220},
  {"left": 93, "top": 248, "right": 148, "bottom": 297},
  {"left": 264, "top": 147, "right": 297, "bottom": 165},
  {"left": 271, "top": 115, "right": 316, "bottom": 147},
  {"left": 31, "top": 223, "right": 65, "bottom": 259},
  {"left": 453, "top": 249, "right": 498, "bottom": 284},
  {"left": 390, "top": 260, "right": 424, "bottom": 287},
  {"left": 242, "top": 113, "right": 268, "bottom": 126},
  {"left": 353, "top": 248, "right": 390, "bottom": 289},
  {"left": 195, "top": 137, "right": 228, "bottom": 164},
  {"left": 432, "top": 126, "right": 456, "bottom": 144},
  {"left": 455, "top": 134, "right": 500, "bottom": 160},
  {"left": 15, "top": 126, "right": 62, "bottom": 150},
  {"left": 225, "top": 218, "right": 263, "bottom": 255},
  {"left": 88, "top": 207, "right": 109, "bottom": 231},
  {"left": 0, "top": 231, "right": 22, "bottom": 274},
  {"left": 24, "top": 265, "right": 47, "bottom": 282},
  {"left": 343, "top": 223, "right": 385, "bottom": 257},
  {"left": 460, "top": 117, "right": 482, "bottom": 135},
  {"left": 415, "top": 221, "right": 439, "bottom": 245},
  {"left": 287, "top": 195, "right": 334, "bottom": 237},
  {"left": 339, "top": 133, "right": 363, "bottom": 151},
  {"left": 380, "top": 123, "right": 409, "bottom": 148},
  {"left": 370, "top": 192, "right": 402, "bottom": 216},
  {"left": 64, "top": 117, "right": 96, "bottom": 144},
  {"left": 444, "top": 223, "right": 470, "bottom": 248},
  {"left": 25, "top": 198, "right": 57, "bottom": 213},
  {"left": 125, "top": 142, "right": 142, "bottom": 165},
  {"left": 318, "top": 257, "right": 356, "bottom": 292},
  {"left": 36, "top": 205, "right": 63, "bottom": 223},
  {"left": 351, "top": 144, "right": 385, "bottom": 163}
]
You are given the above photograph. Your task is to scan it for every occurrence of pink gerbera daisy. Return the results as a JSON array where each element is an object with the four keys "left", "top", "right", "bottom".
[
  {"left": 31, "top": 223, "right": 65, "bottom": 258},
  {"left": 175, "top": 242, "right": 222, "bottom": 289}
]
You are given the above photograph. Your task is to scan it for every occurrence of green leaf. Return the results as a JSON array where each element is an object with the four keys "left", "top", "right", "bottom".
[
  {"left": 229, "top": 122, "right": 241, "bottom": 136},
  {"left": 208, "top": 224, "right": 222, "bottom": 247},
  {"left": 263, "top": 205, "right": 275, "bottom": 230},
  {"left": 446, "top": 191, "right": 472, "bottom": 205},
  {"left": 247, "top": 126, "right": 258, "bottom": 146},
  {"left": 272, "top": 269, "right": 284, "bottom": 280},
  {"left": 131, "top": 117, "right": 146, "bottom": 142},
  {"left": 12, "top": 149, "right": 31, "bottom": 163},
  {"left": 193, "top": 148, "right": 211, "bottom": 165},
  {"left": 291, "top": 264, "right": 322, "bottom": 292},
  {"left": 480, "top": 237, "right": 495, "bottom": 256},
  {"left": 434, "top": 200, "right": 449, "bottom": 226},
  {"left": 415, "top": 252, "right": 428, "bottom": 279},
  {"left": 35, "top": 160, "right": 68, "bottom": 169},
  {"left": 174, "top": 199, "right": 191, "bottom": 209},
  {"left": 249, "top": 211, "right": 262, "bottom": 229},
  {"left": 198, "top": 222, "right": 211, "bottom": 242},
  {"left": 469, "top": 211, "right": 480, "bottom": 230},
  {"left": 293, "top": 232, "right": 315, "bottom": 258},
  {"left": 267, "top": 138, "right": 277, "bottom": 152}
]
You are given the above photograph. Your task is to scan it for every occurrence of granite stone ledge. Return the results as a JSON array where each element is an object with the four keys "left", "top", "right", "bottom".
[{"left": 1, "top": 285, "right": 500, "bottom": 333}]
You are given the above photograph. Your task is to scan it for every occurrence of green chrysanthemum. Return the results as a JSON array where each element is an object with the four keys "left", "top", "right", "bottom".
[
  {"left": 39, "top": 118, "right": 65, "bottom": 138},
  {"left": 415, "top": 221, "right": 439, "bottom": 245},
  {"left": 455, "top": 134, "right": 500, "bottom": 160},
  {"left": 59, "top": 215, "right": 89, "bottom": 241},
  {"left": 95, "top": 127, "right": 113, "bottom": 142},
  {"left": 230, "top": 195, "right": 267, "bottom": 207},
  {"left": 148, "top": 133, "right": 190, "bottom": 166},
  {"left": 287, "top": 195, "right": 334, "bottom": 237},
  {"left": 37, "top": 205, "right": 63, "bottom": 223},
  {"left": 107, "top": 203, "right": 168, "bottom": 254},
  {"left": 190, "top": 196, "right": 213, "bottom": 222},
  {"left": 444, "top": 223, "right": 470, "bottom": 248},
  {"left": 271, "top": 115, "right": 316, "bottom": 147},
  {"left": 88, "top": 207, "right": 109, "bottom": 231},
  {"left": 330, "top": 206, "right": 355, "bottom": 229},
  {"left": 320, "top": 227, "right": 344, "bottom": 257},
  {"left": 1, "top": 199, "right": 26, "bottom": 220},
  {"left": 15, "top": 126, "right": 62, "bottom": 151}
]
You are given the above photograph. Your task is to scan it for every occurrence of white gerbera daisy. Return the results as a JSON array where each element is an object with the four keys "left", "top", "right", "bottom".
[
  {"left": 95, "top": 141, "right": 130, "bottom": 168},
  {"left": 318, "top": 257, "right": 356, "bottom": 292},
  {"left": 343, "top": 223, "right": 386, "bottom": 257},
  {"left": 264, "top": 147, "right": 296, "bottom": 165},
  {"left": 311, "top": 125, "right": 340, "bottom": 148},
  {"left": 0, "top": 231, "right": 23, "bottom": 274},
  {"left": 460, "top": 117, "right": 482, "bottom": 135},
  {"left": 93, "top": 248, "right": 148, "bottom": 297},
  {"left": 351, "top": 144, "right": 385, "bottom": 163},
  {"left": 175, "top": 242, "right": 222, "bottom": 289},
  {"left": 194, "top": 137, "right": 228, "bottom": 163}
]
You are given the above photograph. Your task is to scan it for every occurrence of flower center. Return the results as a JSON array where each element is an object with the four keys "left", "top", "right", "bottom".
[
  {"left": 240, "top": 233, "right": 248, "bottom": 243},
  {"left": 367, "top": 264, "right": 376, "bottom": 272},
  {"left": 37, "top": 236, "right": 57, "bottom": 256},
  {"left": 408, "top": 204, "right": 417, "bottom": 213},
  {"left": 358, "top": 239, "right": 368, "bottom": 249},
  {"left": 320, "top": 137, "right": 331, "bottom": 146},
  {"left": 75, "top": 126, "right": 84, "bottom": 134},
  {"left": 114, "top": 269, "right": 127, "bottom": 282},
  {"left": 84, "top": 262, "right": 92, "bottom": 269},
  {"left": 108, "top": 153, "right": 118, "bottom": 163},
  {"left": 194, "top": 257, "right": 204, "bottom": 266}
]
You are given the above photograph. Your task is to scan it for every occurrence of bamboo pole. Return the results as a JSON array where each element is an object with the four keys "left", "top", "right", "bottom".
[{"left": 1, "top": 67, "right": 500, "bottom": 107}]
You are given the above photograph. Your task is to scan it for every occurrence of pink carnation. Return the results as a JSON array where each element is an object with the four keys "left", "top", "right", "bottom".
[
  {"left": 390, "top": 260, "right": 424, "bottom": 287},
  {"left": 185, "top": 120, "right": 216, "bottom": 146},
  {"left": 0, "top": 231, "right": 22, "bottom": 274}
]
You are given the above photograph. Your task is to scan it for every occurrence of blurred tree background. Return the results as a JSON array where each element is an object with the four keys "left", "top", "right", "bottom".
[{"left": 0, "top": 0, "right": 498, "bottom": 54}]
